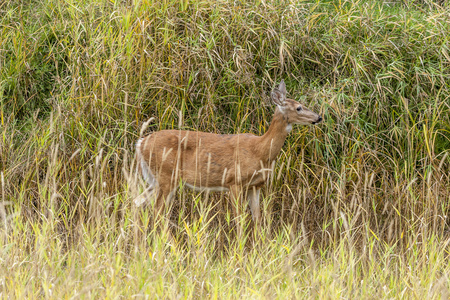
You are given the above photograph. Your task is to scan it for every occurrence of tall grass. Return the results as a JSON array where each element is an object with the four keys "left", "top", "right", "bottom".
[{"left": 1, "top": 0, "right": 450, "bottom": 297}]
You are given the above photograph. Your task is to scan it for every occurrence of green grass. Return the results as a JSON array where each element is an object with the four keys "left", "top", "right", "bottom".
[{"left": 1, "top": 0, "right": 450, "bottom": 298}]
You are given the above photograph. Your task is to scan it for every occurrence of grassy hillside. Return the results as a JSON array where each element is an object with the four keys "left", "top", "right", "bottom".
[{"left": 1, "top": 0, "right": 450, "bottom": 298}]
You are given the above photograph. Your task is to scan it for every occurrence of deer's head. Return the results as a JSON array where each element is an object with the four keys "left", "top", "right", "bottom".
[{"left": 271, "top": 80, "right": 322, "bottom": 126}]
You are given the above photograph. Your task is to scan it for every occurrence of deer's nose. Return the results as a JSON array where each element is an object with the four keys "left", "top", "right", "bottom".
[{"left": 312, "top": 116, "right": 322, "bottom": 125}]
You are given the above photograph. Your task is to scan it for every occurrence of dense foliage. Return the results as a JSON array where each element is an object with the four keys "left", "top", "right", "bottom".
[{"left": 1, "top": 0, "right": 449, "bottom": 298}]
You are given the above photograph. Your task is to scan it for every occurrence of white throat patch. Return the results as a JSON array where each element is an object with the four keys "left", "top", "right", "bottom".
[{"left": 286, "top": 124, "right": 292, "bottom": 133}]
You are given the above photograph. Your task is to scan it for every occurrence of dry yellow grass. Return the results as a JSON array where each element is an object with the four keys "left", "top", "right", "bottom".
[{"left": 1, "top": 0, "right": 449, "bottom": 298}]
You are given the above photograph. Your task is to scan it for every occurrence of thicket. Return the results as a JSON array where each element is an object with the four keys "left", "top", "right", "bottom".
[{"left": 1, "top": 0, "right": 450, "bottom": 298}]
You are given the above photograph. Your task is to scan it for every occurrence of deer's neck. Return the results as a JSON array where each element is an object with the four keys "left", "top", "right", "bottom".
[{"left": 258, "top": 110, "right": 290, "bottom": 163}]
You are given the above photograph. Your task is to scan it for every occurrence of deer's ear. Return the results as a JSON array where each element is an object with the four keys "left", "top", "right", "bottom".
[
  {"left": 271, "top": 80, "right": 286, "bottom": 106},
  {"left": 278, "top": 80, "right": 286, "bottom": 95}
]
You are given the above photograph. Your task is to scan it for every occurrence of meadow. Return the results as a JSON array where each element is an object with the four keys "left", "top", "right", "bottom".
[{"left": 1, "top": 0, "right": 450, "bottom": 298}]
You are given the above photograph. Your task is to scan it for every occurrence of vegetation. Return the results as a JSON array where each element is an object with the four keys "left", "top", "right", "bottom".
[{"left": 1, "top": 0, "right": 450, "bottom": 297}]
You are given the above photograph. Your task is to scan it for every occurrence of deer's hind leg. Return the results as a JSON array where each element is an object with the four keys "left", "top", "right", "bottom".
[
  {"left": 229, "top": 185, "right": 245, "bottom": 237},
  {"left": 154, "top": 180, "right": 177, "bottom": 220},
  {"left": 247, "top": 186, "right": 261, "bottom": 224}
]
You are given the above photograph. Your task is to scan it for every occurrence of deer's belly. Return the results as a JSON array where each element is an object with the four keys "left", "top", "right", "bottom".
[{"left": 183, "top": 182, "right": 230, "bottom": 192}]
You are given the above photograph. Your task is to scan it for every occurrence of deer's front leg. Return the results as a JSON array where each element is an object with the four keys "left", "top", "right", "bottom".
[{"left": 247, "top": 186, "right": 261, "bottom": 224}]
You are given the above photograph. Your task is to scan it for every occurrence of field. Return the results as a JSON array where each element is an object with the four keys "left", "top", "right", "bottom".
[{"left": 1, "top": 0, "right": 450, "bottom": 298}]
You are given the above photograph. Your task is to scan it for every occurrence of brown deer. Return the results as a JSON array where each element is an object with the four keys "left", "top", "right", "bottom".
[{"left": 135, "top": 80, "right": 322, "bottom": 228}]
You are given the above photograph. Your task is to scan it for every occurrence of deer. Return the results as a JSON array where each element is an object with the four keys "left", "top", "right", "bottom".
[{"left": 135, "top": 80, "right": 322, "bottom": 230}]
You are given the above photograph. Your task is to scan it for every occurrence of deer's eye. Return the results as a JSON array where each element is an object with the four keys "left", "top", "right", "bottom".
[{"left": 296, "top": 106, "right": 302, "bottom": 112}]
